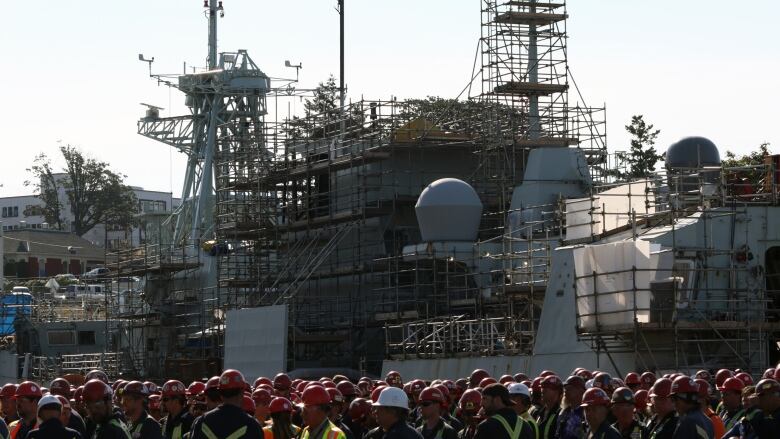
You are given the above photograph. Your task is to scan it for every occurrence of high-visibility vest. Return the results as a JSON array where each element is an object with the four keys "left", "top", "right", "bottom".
[
  {"left": 263, "top": 425, "right": 301, "bottom": 439},
  {"left": 492, "top": 414, "right": 524, "bottom": 439},
  {"left": 8, "top": 419, "right": 35, "bottom": 439},
  {"left": 95, "top": 419, "right": 132, "bottom": 439},
  {"left": 300, "top": 421, "right": 346, "bottom": 439},
  {"left": 201, "top": 423, "right": 248, "bottom": 439}
]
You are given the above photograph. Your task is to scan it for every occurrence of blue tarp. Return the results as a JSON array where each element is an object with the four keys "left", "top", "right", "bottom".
[{"left": 0, "top": 293, "right": 33, "bottom": 336}]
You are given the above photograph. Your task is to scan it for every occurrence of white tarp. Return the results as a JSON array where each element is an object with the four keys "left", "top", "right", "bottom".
[
  {"left": 574, "top": 240, "right": 660, "bottom": 329},
  {"left": 224, "top": 305, "right": 288, "bottom": 378},
  {"left": 566, "top": 181, "right": 655, "bottom": 241}
]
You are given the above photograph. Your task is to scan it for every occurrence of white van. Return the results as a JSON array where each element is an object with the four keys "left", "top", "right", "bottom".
[
  {"left": 64, "top": 284, "right": 106, "bottom": 300},
  {"left": 11, "top": 286, "right": 31, "bottom": 294}
]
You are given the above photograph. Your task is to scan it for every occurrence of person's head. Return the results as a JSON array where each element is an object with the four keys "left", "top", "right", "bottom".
[
  {"left": 336, "top": 381, "right": 357, "bottom": 411},
  {"left": 670, "top": 376, "right": 700, "bottom": 415},
  {"left": 481, "top": 383, "right": 514, "bottom": 416},
  {"left": 82, "top": 379, "right": 112, "bottom": 423},
  {"left": 218, "top": 370, "right": 248, "bottom": 407},
  {"left": 204, "top": 376, "right": 222, "bottom": 411},
  {"left": 418, "top": 387, "right": 445, "bottom": 421},
  {"left": 161, "top": 380, "right": 187, "bottom": 416},
  {"left": 15, "top": 381, "right": 43, "bottom": 421},
  {"left": 719, "top": 377, "right": 745, "bottom": 411},
  {"left": 148, "top": 395, "right": 162, "bottom": 420},
  {"left": 37, "top": 395, "right": 63, "bottom": 423},
  {"left": 55, "top": 395, "right": 71, "bottom": 426},
  {"left": 624, "top": 373, "right": 641, "bottom": 393},
  {"left": 348, "top": 398, "right": 372, "bottom": 427},
  {"left": 120, "top": 381, "right": 149, "bottom": 421},
  {"left": 1, "top": 384, "right": 18, "bottom": 418},
  {"left": 610, "top": 388, "right": 635, "bottom": 426},
  {"left": 326, "top": 388, "right": 345, "bottom": 420},
  {"left": 252, "top": 388, "right": 272, "bottom": 421},
  {"left": 582, "top": 388, "right": 611, "bottom": 430},
  {"left": 742, "top": 386, "right": 756, "bottom": 409},
  {"left": 649, "top": 378, "right": 674, "bottom": 417},
  {"left": 563, "top": 376, "right": 586, "bottom": 407},
  {"left": 273, "top": 373, "right": 292, "bottom": 398},
  {"left": 458, "top": 389, "right": 482, "bottom": 425},
  {"left": 372, "top": 387, "right": 409, "bottom": 431},
  {"left": 755, "top": 379, "right": 780, "bottom": 413},
  {"left": 301, "top": 385, "right": 331, "bottom": 428},
  {"left": 507, "top": 383, "right": 532, "bottom": 414}
]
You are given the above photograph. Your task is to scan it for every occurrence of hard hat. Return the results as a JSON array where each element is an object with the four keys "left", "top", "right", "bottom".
[
  {"left": 410, "top": 379, "right": 425, "bottom": 394},
  {"left": 269, "top": 397, "right": 294, "bottom": 414},
  {"left": 418, "top": 387, "right": 445, "bottom": 404},
  {"left": 540, "top": 375, "right": 563, "bottom": 390},
  {"left": 458, "top": 388, "right": 482, "bottom": 411},
  {"left": 640, "top": 372, "right": 656, "bottom": 387},
  {"left": 670, "top": 376, "right": 699, "bottom": 402},
  {"left": 112, "top": 380, "right": 126, "bottom": 392},
  {"left": 16, "top": 381, "right": 43, "bottom": 399},
  {"left": 540, "top": 370, "right": 556, "bottom": 378},
  {"left": 55, "top": 395, "right": 70, "bottom": 409},
  {"left": 563, "top": 375, "right": 586, "bottom": 390},
  {"left": 49, "top": 378, "right": 72, "bottom": 398},
  {"left": 592, "top": 373, "right": 613, "bottom": 392},
  {"left": 327, "top": 388, "right": 344, "bottom": 404},
  {"left": 82, "top": 379, "right": 112, "bottom": 403},
  {"left": 581, "top": 388, "right": 611, "bottom": 407},
  {"left": 332, "top": 375, "right": 348, "bottom": 384},
  {"left": 336, "top": 381, "right": 357, "bottom": 397},
  {"left": 649, "top": 378, "right": 672, "bottom": 398},
  {"left": 624, "top": 373, "right": 641, "bottom": 386},
  {"left": 302, "top": 385, "right": 331, "bottom": 406},
  {"left": 122, "top": 381, "right": 149, "bottom": 397},
  {"left": 499, "top": 375, "right": 515, "bottom": 385},
  {"left": 37, "top": 394, "right": 62, "bottom": 412},
  {"left": 634, "top": 389, "right": 648, "bottom": 410},
  {"left": 507, "top": 383, "right": 530, "bottom": 397},
  {"left": 469, "top": 369, "right": 490, "bottom": 387},
  {"left": 719, "top": 377, "right": 746, "bottom": 393},
  {"left": 253, "top": 377, "right": 273, "bottom": 389},
  {"left": 73, "top": 386, "right": 83, "bottom": 403},
  {"left": 735, "top": 372, "right": 754, "bottom": 386},
  {"left": 219, "top": 370, "right": 246, "bottom": 391},
  {"left": 694, "top": 370, "right": 711, "bottom": 382},
  {"left": 187, "top": 381, "right": 206, "bottom": 397},
  {"left": 576, "top": 369, "right": 593, "bottom": 380},
  {"left": 715, "top": 369, "right": 733, "bottom": 388},
  {"left": 513, "top": 373, "right": 529, "bottom": 382},
  {"left": 148, "top": 394, "right": 161, "bottom": 410},
  {"left": 370, "top": 385, "right": 387, "bottom": 403},
  {"left": 478, "top": 377, "right": 497, "bottom": 389},
  {"left": 143, "top": 381, "right": 159, "bottom": 394},
  {"left": 0, "top": 384, "right": 18, "bottom": 398},
  {"left": 273, "top": 373, "right": 292, "bottom": 391},
  {"left": 372, "top": 386, "right": 409, "bottom": 409},
  {"left": 85, "top": 370, "right": 109, "bottom": 384},
  {"left": 774, "top": 368, "right": 780, "bottom": 382},
  {"left": 531, "top": 377, "right": 542, "bottom": 393},
  {"left": 252, "top": 388, "right": 273, "bottom": 406},
  {"left": 762, "top": 368, "right": 775, "bottom": 379},
  {"left": 205, "top": 377, "right": 220, "bottom": 391},
  {"left": 242, "top": 395, "right": 255, "bottom": 414},
  {"left": 693, "top": 379, "right": 710, "bottom": 399},
  {"left": 348, "top": 397, "right": 372, "bottom": 421},
  {"left": 755, "top": 378, "right": 780, "bottom": 396},
  {"left": 321, "top": 381, "right": 336, "bottom": 390},
  {"left": 161, "top": 380, "right": 186, "bottom": 397},
  {"left": 386, "top": 371, "right": 402, "bottom": 386},
  {"left": 610, "top": 387, "right": 635, "bottom": 405}
]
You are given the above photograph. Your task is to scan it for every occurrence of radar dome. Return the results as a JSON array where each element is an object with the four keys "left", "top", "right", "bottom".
[
  {"left": 666, "top": 136, "right": 721, "bottom": 169},
  {"left": 415, "top": 178, "right": 483, "bottom": 242}
]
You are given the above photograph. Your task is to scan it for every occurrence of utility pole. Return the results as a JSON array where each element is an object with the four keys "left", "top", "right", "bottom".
[
  {"left": 338, "top": 0, "right": 345, "bottom": 109},
  {"left": 207, "top": 0, "right": 224, "bottom": 69}
]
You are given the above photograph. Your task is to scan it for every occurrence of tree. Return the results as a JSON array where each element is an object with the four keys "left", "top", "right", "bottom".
[
  {"left": 285, "top": 75, "right": 343, "bottom": 141},
  {"left": 26, "top": 145, "right": 139, "bottom": 236},
  {"left": 623, "top": 115, "right": 662, "bottom": 179},
  {"left": 722, "top": 142, "right": 771, "bottom": 188}
]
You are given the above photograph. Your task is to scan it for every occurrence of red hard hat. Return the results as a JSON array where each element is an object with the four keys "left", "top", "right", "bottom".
[
  {"left": 219, "top": 370, "right": 246, "bottom": 391},
  {"left": 302, "top": 385, "right": 331, "bottom": 406},
  {"left": 540, "top": 375, "right": 563, "bottom": 390},
  {"left": 161, "top": 380, "right": 186, "bottom": 397},
  {"left": 242, "top": 395, "right": 255, "bottom": 414},
  {"left": 624, "top": 373, "right": 641, "bottom": 386},
  {"left": 144, "top": 381, "right": 159, "bottom": 394},
  {"left": 576, "top": 369, "right": 593, "bottom": 380},
  {"left": 253, "top": 377, "right": 273, "bottom": 389},
  {"left": 322, "top": 381, "right": 337, "bottom": 390},
  {"left": 640, "top": 372, "right": 656, "bottom": 387},
  {"left": 16, "top": 381, "right": 43, "bottom": 399},
  {"left": 649, "top": 378, "right": 672, "bottom": 398},
  {"left": 73, "top": 386, "right": 83, "bottom": 403},
  {"left": 478, "top": 377, "right": 497, "bottom": 389},
  {"left": 252, "top": 388, "right": 273, "bottom": 406},
  {"left": 610, "top": 387, "right": 635, "bottom": 405},
  {"left": 715, "top": 369, "right": 733, "bottom": 387},
  {"left": 386, "top": 371, "right": 402, "bottom": 386},
  {"left": 763, "top": 368, "right": 775, "bottom": 379},
  {"left": 85, "top": 370, "right": 109, "bottom": 384},
  {"left": 296, "top": 381, "right": 309, "bottom": 393},
  {"left": 336, "top": 381, "right": 357, "bottom": 397},
  {"left": 269, "top": 397, "right": 294, "bottom": 414},
  {"left": 205, "top": 377, "right": 220, "bottom": 391},
  {"left": 592, "top": 373, "right": 613, "bottom": 392},
  {"left": 442, "top": 380, "right": 458, "bottom": 395},
  {"left": 670, "top": 376, "right": 699, "bottom": 398},
  {"left": 499, "top": 375, "right": 515, "bottom": 385},
  {"left": 433, "top": 384, "right": 450, "bottom": 400},
  {"left": 774, "top": 368, "right": 780, "bottom": 382},
  {"left": 370, "top": 385, "right": 386, "bottom": 403},
  {"left": 756, "top": 378, "right": 780, "bottom": 396},
  {"left": 458, "top": 389, "right": 482, "bottom": 411},
  {"left": 55, "top": 395, "right": 70, "bottom": 408},
  {"left": 563, "top": 375, "right": 586, "bottom": 389},
  {"left": 581, "top": 388, "right": 610, "bottom": 407},
  {"left": 719, "top": 377, "right": 746, "bottom": 393},
  {"left": 410, "top": 379, "right": 426, "bottom": 394},
  {"left": 187, "top": 381, "right": 206, "bottom": 397},
  {"left": 469, "top": 369, "right": 490, "bottom": 387},
  {"left": 82, "top": 379, "right": 111, "bottom": 403},
  {"left": 419, "top": 387, "right": 445, "bottom": 404},
  {"left": 348, "top": 397, "right": 372, "bottom": 421},
  {"left": 1, "top": 384, "right": 18, "bottom": 398},
  {"left": 148, "top": 394, "right": 161, "bottom": 410},
  {"left": 273, "top": 373, "right": 292, "bottom": 391},
  {"left": 327, "top": 388, "right": 344, "bottom": 404},
  {"left": 540, "top": 370, "right": 556, "bottom": 378},
  {"left": 112, "top": 380, "right": 126, "bottom": 392},
  {"left": 735, "top": 372, "right": 754, "bottom": 386},
  {"left": 693, "top": 379, "right": 710, "bottom": 399},
  {"left": 634, "top": 389, "right": 649, "bottom": 410},
  {"left": 694, "top": 370, "right": 712, "bottom": 382},
  {"left": 514, "top": 373, "right": 529, "bottom": 382},
  {"left": 50, "top": 378, "right": 72, "bottom": 398},
  {"left": 122, "top": 381, "right": 149, "bottom": 397},
  {"left": 531, "top": 377, "right": 542, "bottom": 393}
]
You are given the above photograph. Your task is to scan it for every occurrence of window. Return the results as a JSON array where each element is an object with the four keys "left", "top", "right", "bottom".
[
  {"left": 78, "top": 331, "right": 96, "bottom": 346},
  {"left": 139, "top": 199, "right": 166, "bottom": 213},
  {"left": 1, "top": 207, "right": 5, "bottom": 217},
  {"left": 47, "top": 330, "right": 75, "bottom": 345},
  {"left": 2, "top": 207, "right": 19, "bottom": 218}
]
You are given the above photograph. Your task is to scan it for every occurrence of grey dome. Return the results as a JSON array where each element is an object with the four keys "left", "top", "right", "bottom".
[
  {"left": 666, "top": 137, "right": 721, "bottom": 169},
  {"left": 415, "top": 178, "right": 483, "bottom": 242}
]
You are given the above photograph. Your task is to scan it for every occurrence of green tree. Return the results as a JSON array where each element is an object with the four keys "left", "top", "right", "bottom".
[
  {"left": 722, "top": 142, "right": 771, "bottom": 187},
  {"left": 624, "top": 115, "right": 662, "bottom": 179},
  {"left": 26, "top": 145, "right": 139, "bottom": 236}
]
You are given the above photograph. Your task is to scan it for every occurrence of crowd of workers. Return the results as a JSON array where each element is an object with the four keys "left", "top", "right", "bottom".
[{"left": 0, "top": 365, "right": 779, "bottom": 439}]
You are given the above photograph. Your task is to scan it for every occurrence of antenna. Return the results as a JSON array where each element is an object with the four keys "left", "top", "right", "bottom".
[
  {"left": 284, "top": 60, "right": 303, "bottom": 82},
  {"left": 138, "top": 54, "right": 155, "bottom": 77}
]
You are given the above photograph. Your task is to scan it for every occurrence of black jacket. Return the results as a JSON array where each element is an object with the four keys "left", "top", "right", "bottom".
[
  {"left": 69, "top": 410, "right": 87, "bottom": 437},
  {"left": 24, "top": 418, "right": 82, "bottom": 439},
  {"left": 416, "top": 418, "right": 458, "bottom": 439},
  {"left": 587, "top": 422, "right": 622, "bottom": 439},
  {"left": 90, "top": 416, "right": 131, "bottom": 439},
  {"left": 672, "top": 409, "right": 713, "bottom": 439},
  {"left": 381, "top": 420, "right": 423, "bottom": 439},
  {"left": 474, "top": 408, "right": 534, "bottom": 439},
  {"left": 162, "top": 410, "right": 190, "bottom": 439},
  {"left": 127, "top": 411, "right": 162, "bottom": 439},
  {"left": 641, "top": 412, "right": 678, "bottom": 439},
  {"left": 189, "top": 404, "right": 263, "bottom": 439}
]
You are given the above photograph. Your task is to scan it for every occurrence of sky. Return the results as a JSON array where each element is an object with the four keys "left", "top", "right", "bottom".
[{"left": 1, "top": 0, "right": 778, "bottom": 198}]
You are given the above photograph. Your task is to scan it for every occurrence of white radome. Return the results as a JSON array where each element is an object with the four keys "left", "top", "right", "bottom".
[{"left": 415, "top": 178, "right": 483, "bottom": 242}]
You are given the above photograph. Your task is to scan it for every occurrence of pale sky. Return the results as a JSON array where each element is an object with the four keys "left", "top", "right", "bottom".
[{"left": 1, "top": 0, "right": 778, "bottom": 197}]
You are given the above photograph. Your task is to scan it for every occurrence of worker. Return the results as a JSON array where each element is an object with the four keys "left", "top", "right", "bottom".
[
  {"left": 528, "top": 378, "right": 543, "bottom": 419},
  {"left": 718, "top": 377, "right": 746, "bottom": 432},
  {"left": 326, "top": 388, "right": 354, "bottom": 439},
  {"left": 415, "top": 387, "right": 457, "bottom": 439},
  {"left": 534, "top": 375, "right": 562, "bottom": 439},
  {"left": 371, "top": 387, "right": 420, "bottom": 439},
  {"left": 202, "top": 377, "right": 221, "bottom": 412},
  {"left": 161, "top": 380, "right": 190, "bottom": 439},
  {"left": 639, "top": 373, "right": 656, "bottom": 392},
  {"left": 581, "top": 388, "right": 621, "bottom": 439},
  {"left": 641, "top": 378, "right": 677, "bottom": 439},
  {"left": 8, "top": 381, "right": 42, "bottom": 439},
  {"left": 507, "top": 382, "right": 539, "bottom": 438},
  {"left": 693, "top": 379, "right": 724, "bottom": 439},
  {"left": 610, "top": 388, "right": 641, "bottom": 439},
  {"left": 189, "top": 369, "right": 263, "bottom": 439},
  {"left": 1, "top": 384, "right": 18, "bottom": 425},
  {"left": 343, "top": 398, "right": 371, "bottom": 439},
  {"left": 147, "top": 396, "right": 162, "bottom": 422},
  {"left": 296, "top": 385, "right": 346, "bottom": 439},
  {"left": 556, "top": 375, "right": 585, "bottom": 439},
  {"left": 475, "top": 383, "right": 534, "bottom": 439},
  {"left": 82, "top": 379, "right": 132, "bottom": 439},
  {"left": 336, "top": 382, "right": 358, "bottom": 413},
  {"left": 263, "top": 397, "right": 300, "bottom": 439},
  {"left": 25, "top": 394, "right": 82, "bottom": 439},
  {"left": 754, "top": 379, "right": 780, "bottom": 439},
  {"left": 121, "top": 381, "right": 162, "bottom": 439},
  {"left": 272, "top": 374, "right": 292, "bottom": 399},
  {"left": 51, "top": 379, "right": 86, "bottom": 436},
  {"left": 457, "top": 389, "right": 482, "bottom": 439},
  {"left": 624, "top": 374, "right": 642, "bottom": 394},
  {"left": 253, "top": 388, "right": 273, "bottom": 426},
  {"left": 633, "top": 390, "right": 649, "bottom": 424},
  {"left": 668, "top": 376, "right": 713, "bottom": 439},
  {"left": 386, "top": 371, "right": 404, "bottom": 389}
]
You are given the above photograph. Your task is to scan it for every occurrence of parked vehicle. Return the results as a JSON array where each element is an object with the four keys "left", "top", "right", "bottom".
[{"left": 83, "top": 267, "right": 111, "bottom": 280}]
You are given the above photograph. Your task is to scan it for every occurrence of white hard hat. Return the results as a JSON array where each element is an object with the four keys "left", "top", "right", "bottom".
[
  {"left": 507, "top": 383, "right": 530, "bottom": 397},
  {"left": 38, "top": 394, "right": 62, "bottom": 412},
  {"left": 372, "top": 387, "right": 408, "bottom": 409}
]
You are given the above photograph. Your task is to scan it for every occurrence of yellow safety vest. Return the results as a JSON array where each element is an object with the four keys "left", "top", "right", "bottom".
[
  {"left": 300, "top": 421, "right": 346, "bottom": 439},
  {"left": 492, "top": 414, "right": 524, "bottom": 439},
  {"left": 201, "top": 423, "right": 247, "bottom": 439}
]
